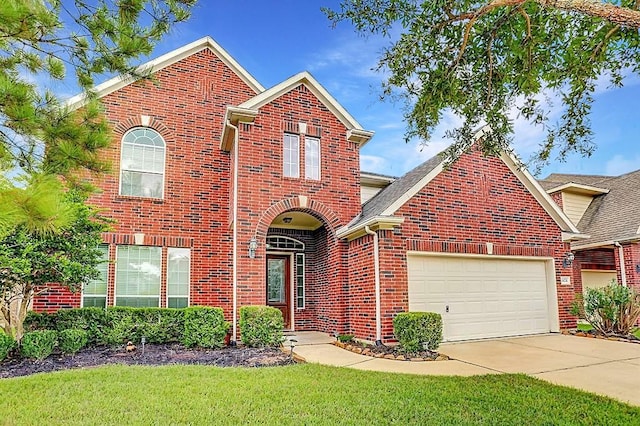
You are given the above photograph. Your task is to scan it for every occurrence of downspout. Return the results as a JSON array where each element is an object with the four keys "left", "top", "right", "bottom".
[
  {"left": 228, "top": 120, "right": 239, "bottom": 345},
  {"left": 614, "top": 242, "right": 628, "bottom": 286},
  {"left": 364, "top": 226, "right": 382, "bottom": 345}
]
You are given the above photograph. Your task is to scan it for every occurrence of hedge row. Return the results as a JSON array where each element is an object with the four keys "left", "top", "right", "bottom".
[{"left": 25, "top": 306, "right": 229, "bottom": 348}]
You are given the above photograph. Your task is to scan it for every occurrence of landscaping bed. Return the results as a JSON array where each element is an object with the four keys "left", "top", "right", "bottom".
[
  {"left": 563, "top": 328, "right": 640, "bottom": 344},
  {"left": 333, "top": 340, "right": 449, "bottom": 361},
  {"left": 0, "top": 343, "right": 294, "bottom": 378}
]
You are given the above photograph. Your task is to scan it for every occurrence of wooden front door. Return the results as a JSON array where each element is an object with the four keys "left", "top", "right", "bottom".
[{"left": 266, "top": 254, "right": 290, "bottom": 328}]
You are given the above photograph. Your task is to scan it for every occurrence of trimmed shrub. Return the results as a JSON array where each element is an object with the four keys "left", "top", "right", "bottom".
[
  {"left": 58, "top": 329, "right": 89, "bottom": 354},
  {"left": 103, "top": 307, "right": 185, "bottom": 346},
  {"left": 182, "top": 307, "right": 229, "bottom": 348},
  {"left": 0, "top": 331, "right": 16, "bottom": 362},
  {"left": 239, "top": 306, "right": 284, "bottom": 347},
  {"left": 21, "top": 330, "right": 58, "bottom": 360},
  {"left": 54, "top": 308, "right": 109, "bottom": 345},
  {"left": 24, "top": 311, "right": 56, "bottom": 333},
  {"left": 393, "top": 312, "right": 443, "bottom": 353},
  {"left": 571, "top": 281, "right": 640, "bottom": 335}
]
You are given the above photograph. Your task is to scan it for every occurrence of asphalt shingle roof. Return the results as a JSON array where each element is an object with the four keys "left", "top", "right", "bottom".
[
  {"left": 351, "top": 154, "right": 444, "bottom": 227},
  {"left": 539, "top": 171, "right": 640, "bottom": 247}
]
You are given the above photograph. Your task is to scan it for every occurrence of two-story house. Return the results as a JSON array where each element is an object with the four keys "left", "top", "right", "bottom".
[{"left": 34, "top": 37, "right": 585, "bottom": 343}]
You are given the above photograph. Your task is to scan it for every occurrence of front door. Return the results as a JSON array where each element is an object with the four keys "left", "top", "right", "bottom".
[{"left": 266, "top": 254, "right": 290, "bottom": 328}]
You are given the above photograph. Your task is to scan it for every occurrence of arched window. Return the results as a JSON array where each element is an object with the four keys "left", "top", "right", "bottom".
[{"left": 120, "top": 127, "right": 165, "bottom": 198}]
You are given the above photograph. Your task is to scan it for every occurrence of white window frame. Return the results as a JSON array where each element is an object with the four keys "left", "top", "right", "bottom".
[
  {"left": 114, "top": 245, "right": 162, "bottom": 307},
  {"left": 283, "top": 133, "right": 300, "bottom": 178},
  {"left": 304, "top": 136, "right": 320, "bottom": 180},
  {"left": 167, "top": 247, "right": 191, "bottom": 309},
  {"left": 296, "top": 253, "right": 305, "bottom": 309},
  {"left": 81, "top": 245, "right": 109, "bottom": 308},
  {"left": 119, "top": 127, "right": 166, "bottom": 198}
]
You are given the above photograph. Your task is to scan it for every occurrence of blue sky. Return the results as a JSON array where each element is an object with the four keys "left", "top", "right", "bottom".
[{"left": 64, "top": 1, "right": 640, "bottom": 179}]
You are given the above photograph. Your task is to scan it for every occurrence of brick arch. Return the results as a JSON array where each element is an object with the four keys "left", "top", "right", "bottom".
[
  {"left": 113, "top": 116, "right": 172, "bottom": 143},
  {"left": 254, "top": 196, "right": 342, "bottom": 239}
]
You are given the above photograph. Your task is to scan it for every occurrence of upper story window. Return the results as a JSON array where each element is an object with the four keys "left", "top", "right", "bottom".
[
  {"left": 305, "top": 137, "right": 320, "bottom": 180},
  {"left": 283, "top": 133, "right": 299, "bottom": 178},
  {"left": 120, "top": 128, "right": 165, "bottom": 198}
]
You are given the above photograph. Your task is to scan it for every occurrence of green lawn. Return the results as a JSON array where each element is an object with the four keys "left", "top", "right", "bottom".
[{"left": 1, "top": 364, "right": 638, "bottom": 425}]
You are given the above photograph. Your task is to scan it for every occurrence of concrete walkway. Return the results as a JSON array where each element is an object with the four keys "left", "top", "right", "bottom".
[{"left": 285, "top": 332, "right": 640, "bottom": 406}]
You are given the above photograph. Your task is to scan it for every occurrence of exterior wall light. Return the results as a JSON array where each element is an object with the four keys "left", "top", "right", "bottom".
[
  {"left": 562, "top": 252, "right": 575, "bottom": 268},
  {"left": 248, "top": 237, "right": 258, "bottom": 259},
  {"left": 636, "top": 264, "right": 640, "bottom": 274}
]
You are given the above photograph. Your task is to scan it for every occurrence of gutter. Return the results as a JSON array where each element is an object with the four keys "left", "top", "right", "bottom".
[
  {"left": 363, "top": 226, "right": 382, "bottom": 345},
  {"left": 228, "top": 120, "right": 240, "bottom": 345}
]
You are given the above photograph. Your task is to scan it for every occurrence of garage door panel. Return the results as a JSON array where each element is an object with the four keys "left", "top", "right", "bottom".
[{"left": 407, "top": 255, "right": 551, "bottom": 342}]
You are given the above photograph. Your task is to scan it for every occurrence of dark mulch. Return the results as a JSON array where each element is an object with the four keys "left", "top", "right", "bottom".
[
  {"left": 0, "top": 344, "right": 295, "bottom": 379},
  {"left": 566, "top": 328, "right": 640, "bottom": 343},
  {"left": 335, "top": 340, "right": 445, "bottom": 361}
]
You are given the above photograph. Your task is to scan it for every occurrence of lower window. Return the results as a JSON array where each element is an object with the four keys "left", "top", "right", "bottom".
[
  {"left": 167, "top": 248, "right": 190, "bottom": 308},
  {"left": 115, "top": 246, "right": 162, "bottom": 307},
  {"left": 82, "top": 245, "right": 109, "bottom": 308}
]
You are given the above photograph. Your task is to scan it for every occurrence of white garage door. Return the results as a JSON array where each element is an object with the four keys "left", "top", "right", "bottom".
[{"left": 407, "top": 255, "right": 551, "bottom": 342}]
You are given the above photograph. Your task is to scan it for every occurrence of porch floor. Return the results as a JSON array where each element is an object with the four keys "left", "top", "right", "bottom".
[{"left": 283, "top": 331, "right": 335, "bottom": 346}]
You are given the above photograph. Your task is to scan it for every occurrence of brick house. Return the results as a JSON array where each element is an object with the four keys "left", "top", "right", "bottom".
[
  {"left": 34, "top": 37, "right": 585, "bottom": 343},
  {"left": 540, "top": 172, "right": 640, "bottom": 302}
]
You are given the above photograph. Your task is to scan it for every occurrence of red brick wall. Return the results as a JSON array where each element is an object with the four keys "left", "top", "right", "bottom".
[
  {"left": 34, "top": 48, "right": 258, "bottom": 316},
  {"left": 349, "top": 148, "right": 574, "bottom": 341},
  {"left": 347, "top": 234, "right": 377, "bottom": 339},
  {"left": 233, "top": 84, "right": 361, "bottom": 333}
]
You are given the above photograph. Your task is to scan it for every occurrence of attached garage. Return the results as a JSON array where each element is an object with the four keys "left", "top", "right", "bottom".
[{"left": 407, "top": 253, "right": 559, "bottom": 342}]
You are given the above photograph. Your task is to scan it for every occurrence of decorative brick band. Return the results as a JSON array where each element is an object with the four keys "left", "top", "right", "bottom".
[
  {"left": 406, "top": 239, "right": 554, "bottom": 257},
  {"left": 112, "top": 115, "right": 171, "bottom": 141},
  {"left": 101, "top": 232, "right": 194, "bottom": 248}
]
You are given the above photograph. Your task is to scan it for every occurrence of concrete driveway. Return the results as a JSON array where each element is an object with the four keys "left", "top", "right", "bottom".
[
  {"left": 290, "top": 332, "right": 640, "bottom": 406},
  {"left": 443, "top": 334, "right": 640, "bottom": 406}
]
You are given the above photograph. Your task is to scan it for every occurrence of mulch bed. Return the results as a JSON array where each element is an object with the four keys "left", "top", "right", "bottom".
[
  {"left": 333, "top": 340, "right": 449, "bottom": 361},
  {"left": 0, "top": 344, "right": 295, "bottom": 379},
  {"left": 563, "top": 329, "right": 640, "bottom": 344}
]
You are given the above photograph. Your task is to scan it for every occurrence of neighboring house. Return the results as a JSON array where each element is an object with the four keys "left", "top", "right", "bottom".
[
  {"left": 34, "top": 37, "right": 584, "bottom": 343},
  {"left": 540, "top": 171, "right": 640, "bottom": 296}
]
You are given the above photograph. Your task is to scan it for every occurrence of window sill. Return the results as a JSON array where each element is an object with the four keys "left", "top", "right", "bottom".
[{"left": 116, "top": 195, "right": 165, "bottom": 203}]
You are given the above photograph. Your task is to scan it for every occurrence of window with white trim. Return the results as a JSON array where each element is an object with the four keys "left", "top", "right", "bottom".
[
  {"left": 296, "top": 253, "right": 305, "bottom": 309},
  {"left": 115, "top": 246, "right": 161, "bottom": 307},
  {"left": 82, "top": 245, "right": 109, "bottom": 308},
  {"left": 305, "top": 137, "right": 320, "bottom": 180},
  {"left": 283, "top": 133, "right": 299, "bottom": 178},
  {"left": 167, "top": 248, "right": 190, "bottom": 308},
  {"left": 120, "top": 128, "right": 165, "bottom": 198}
]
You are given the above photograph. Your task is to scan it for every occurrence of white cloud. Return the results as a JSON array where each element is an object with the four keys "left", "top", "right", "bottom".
[
  {"left": 605, "top": 154, "right": 640, "bottom": 176},
  {"left": 360, "top": 155, "right": 388, "bottom": 173}
]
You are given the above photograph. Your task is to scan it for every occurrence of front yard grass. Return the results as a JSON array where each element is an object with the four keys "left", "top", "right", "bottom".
[{"left": 1, "top": 364, "right": 638, "bottom": 425}]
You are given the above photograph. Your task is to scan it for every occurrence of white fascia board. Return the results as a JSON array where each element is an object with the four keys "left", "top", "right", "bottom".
[
  {"left": 239, "top": 71, "right": 374, "bottom": 146},
  {"left": 381, "top": 162, "right": 444, "bottom": 216},
  {"left": 562, "top": 232, "right": 590, "bottom": 242},
  {"left": 572, "top": 235, "right": 640, "bottom": 250},
  {"left": 65, "top": 36, "right": 265, "bottom": 110},
  {"left": 336, "top": 216, "right": 404, "bottom": 241},
  {"left": 545, "top": 182, "right": 610, "bottom": 195},
  {"left": 501, "top": 151, "right": 581, "bottom": 234}
]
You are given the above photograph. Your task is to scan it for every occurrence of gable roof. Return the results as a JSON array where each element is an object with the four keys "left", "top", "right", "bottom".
[
  {"left": 338, "top": 127, "right": 582, "bottom": 240},
  {"left": 237, "top": 72, "right": 374, "bottom": 146},
  {"left": 564, "top": 170, "right": 640, "bottom": 248},
  {"left": 65, "top": 36, "right": 264, "bottom": 110}
]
